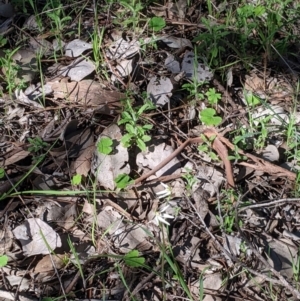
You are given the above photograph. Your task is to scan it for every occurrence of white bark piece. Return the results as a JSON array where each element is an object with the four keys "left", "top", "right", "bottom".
[
  {"left": 136, "top": 143, "right": 181, "bottom": 177},
  {"left": 106, "top": 38, "right": 140, "bottom": 60},
  {"left": 165, "top": 54, "right": 180, "bottom": 73},
  {"left": 12, "top": 218, "right": 62, "bottom": 256},
  {"left": 65, "top": 39, "right": 92, "bottom": 57},
  {"left": 147, "top": 76, "right": 173, "bottom": 106},
  {"left": 160, "top": 36, "right": 192, "bottom": 49},
  {"left": 181, "top": 51, "right": 213, "bottom": 82},
  {"left": 61, "top": 57, "right": 96, "bottom": 81},
  {"left": 261, "top": 144, "right": 280, "bottom": 162},
  {"left": 111, "top": 59, "right": 133, "bottom": 82}
]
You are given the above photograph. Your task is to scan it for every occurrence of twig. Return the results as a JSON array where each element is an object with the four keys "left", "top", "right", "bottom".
[
  {"left": 133, "top": 130, "right": 235, "bottom": 187},
  {"left": 235, "top": 194, "right": 300, "bottom": 299},
  {"left": 133, "top": 137, "right": 202, "bottom": 185},
  {"left": 216, "top": 132, "right": 296, "bottom": 181}
]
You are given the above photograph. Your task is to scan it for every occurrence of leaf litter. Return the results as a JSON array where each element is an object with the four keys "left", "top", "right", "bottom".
[{"left": 0, "top": 0, "right": 300, "bottom": 300}]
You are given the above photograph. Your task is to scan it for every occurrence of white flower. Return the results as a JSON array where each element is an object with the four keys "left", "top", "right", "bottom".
[
  {"left": 156, "top": 182, "right": 171, "bottom": 199},
  {"left": 153, "top": 205, "right": 174, "bottom": 226}
]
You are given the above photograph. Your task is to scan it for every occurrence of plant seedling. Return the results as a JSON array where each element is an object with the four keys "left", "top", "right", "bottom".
[
  {"left": 71, "top": 174, "right": 82, "bottom": 186},
  {"left": 206, "top": 88, "right": 221, "bottom": 105},
  {"left": 97, "top": 137, "right": 113, "bottom": 155},
  {"left": 118, "top": 99, "right": 155, "bottom": 151},
  {"left": 149, "top": 17, "right": 166, "bottom": 31},
  {"left": 199, "top": 108, "right": 222, "bottom": 126},
  {"left": 28, "top": 137, "right": 49, "bottom": 153},
  {"left": 114, "top": 173, "right": 134, "bottom": 189},
  {"left": 123, "top": 249, "right": 145, "bottom": 267}
]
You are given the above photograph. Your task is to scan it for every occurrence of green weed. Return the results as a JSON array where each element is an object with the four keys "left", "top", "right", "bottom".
[
  {"left": 118, "top": 98, "right": 155, "bottom": 151},
  {"left": 182, "top": 168, "right": 198, "bottom": 195},
  {"left": 97, "top": 137, "right": 113, "bottom": 155},
  {"left": 28, "top": 136, "right": 49, "bottom": 154},
  {"left": 199, "top": 108, "right": 222, "bottom": 126},
  {"left": 0, "top": 48, "right": 26, "bottom": 95},
  {"left": 0, "top": 255, "right": 8, "bottom": 267}
]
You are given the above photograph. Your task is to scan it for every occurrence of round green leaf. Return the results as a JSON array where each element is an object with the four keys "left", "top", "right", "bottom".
[
  {"left": 149, "top": 17, "right": 166, "bottom": 31},
  {"left": 97, "top": 137, "right": 113, "bottom": 155},
  {"left": 0, "top": 255, "right": 8, "bottom": 267}
]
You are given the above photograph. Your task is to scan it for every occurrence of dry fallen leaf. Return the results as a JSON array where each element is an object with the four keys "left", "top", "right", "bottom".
[
  {"left": 92, "top": 124, "right": 130, "bottom": 190},
  {"left": 65, "top": 39, "right": 92, "bottom": 57},
  {"left": 181, "top": 50, "right": 213, "bottom": 82},
  {"left": 137, "top": 142, "right": 181, "bottom": 178},
  {"left": 73, "top": 145, "right": 94, "bottom": 176},
  {"left": 13, "top": 218, "right": 62, "bottom": 256},
  {"left": 147, "top": 76, "right": 173, "bottom": 106},
  {"left": 61, "top": 57, "right": 96, "bottom": 81},
  {"left": 48, "top": 79, "right": 125, "bottom": 106}
]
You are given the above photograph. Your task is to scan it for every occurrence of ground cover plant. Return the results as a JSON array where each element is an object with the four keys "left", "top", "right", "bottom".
[{"left": 1, "top": 0, "right": 300, "bottom": 300}]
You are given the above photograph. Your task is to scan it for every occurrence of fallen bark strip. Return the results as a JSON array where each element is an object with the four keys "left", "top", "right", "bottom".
[
  {"left": 210, "top": 129, "right": 296, "bottom": 181},
  {"left": 134, "top": 127, "right": 296, "bottom": 187},
  {"left": 134, "top": 131, "right": 235, "bottom": 188}
]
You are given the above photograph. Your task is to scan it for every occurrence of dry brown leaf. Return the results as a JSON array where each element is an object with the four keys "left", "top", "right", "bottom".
[
  {"left": 33, "top": 254, "right": 65, "bottom": 274},
  {"left": 48, "top": 79, "right": 125, "bottom": 106},
  {"left": 4, "top": 149, "right": 30, "bottom": 166},
  {"left": 74, "top": 145, "right": 94, "bottom": 176}
]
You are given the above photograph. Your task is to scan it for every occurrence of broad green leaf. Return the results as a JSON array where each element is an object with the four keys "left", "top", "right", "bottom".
[
  {"left": 142, "top": 135, "right": 151, "bottom": 142},
  {"left": 198, "top": 144, "right": 208, "bottom": 152},
  {"left": 142, "top": 124, "right": 153, "bottom": 130},
  {"left": 199, "top": 108, "right": 222, "bottom": 126},
  {"left": 124, "top": 250, "right": 145, "bottom": 267},
  {"left": 121, "top": 133, "right": 133, "bottom": 147},
  {"left": 0, "top": 255, "right": 8, "bottom": 267},
  {"left": 245, "top": 92, "right": 260, "bottom": 106},
  {"left": 0, "top": 167, "right": 4, "bottom": 179},
  {"left": 97, "top": 137, "right": 113, "bottom": 155},
  {"left": 114, "top": 174, "right": 134, "bottom": 189},
  {"left": 149, "top": 17, "right": 166, "bottom": 31},
  {"left": 118, "top": 118, "right": 132, "bottom": 125},
  {"left": 71, "top": 174, "right": 82, "bottom": 185},
  {"left": 126, "top": 123, "right": 135, "bottom": 134},
  {"left": 121, "top": 111, "right": 132, "bottom": 120},
  {"left": 137, "top": 138, "right": 146, "bottom": 151},
  {"left": 137, "top": 103, "right": 150, "bottom": 115}
]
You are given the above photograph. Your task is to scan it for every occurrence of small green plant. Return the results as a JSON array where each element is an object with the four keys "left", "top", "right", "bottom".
[
  {"left": 28, "top": 137, "right": 49, "bottom": 153},
  {"left": 118, "top": 99, "right": 155, "bottom": 151},
  {"left": 198, "top": 134, "right": 220, "bottom": 161},
  {"left": 199, "top": 108, "right": 222, "bottom": 126},
  {"left": 182, "top": 169, "right": 198, "bottom": 194},
  {"left": 46, "top": 2, "right": 72, "bottom": 33},
  {"left": 218, "top": 189, "right": 238, "bottom": 234},
  {"left": 0, "top": 36, "right": 7, "bottom": 48},
  {"left": 289, "top": 247, "right": 300, "bottom": 282},
  {"left": 0, "top": 255, "right": 8, "bottom": 267},
  {"left": 123, "top": 249, "right": 145, "bottom": 267},
  {"left": 206, "top": 88, "right": 221, "bottom": 105},
  {"left": 0, "top": 167, "right": 4, "bottom": 179},
  {"left": 149, "top": 16, "right": 166, "bottom": 31},
  {"left": 114, "top": 173, "right": 134, "bottom": 189},
  {"left": 97, "top": 137, "right": 113, "bottom": 155},
  {"left": 71, "top": 174, "right": 82, "bottom": 186},
  {"left": 182, "top": 81, "right": 204, "bottom": 102},
  {"left": 245, "top": 92, "right": 261, "bottom": 107},
  {"left": 117, "top": 0, "right": 144, "bottom": 29},
  {"left": 0, "top": 48, "right": 26, "bottom": 95},
  {"left": 193, "top": 18, "right": 230, "bottom": 67}
]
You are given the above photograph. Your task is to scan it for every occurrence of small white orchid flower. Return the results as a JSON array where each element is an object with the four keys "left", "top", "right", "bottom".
[
  {"left": 154, "top": 205, "right": 174, "bottom": 226},
  {"left": 155, "top": 182, "right": 171, "bottom": 199}
]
